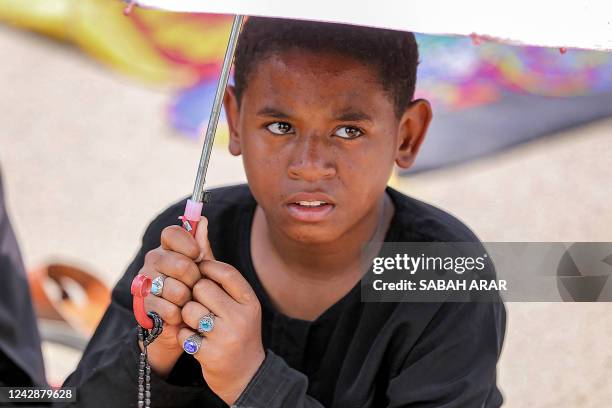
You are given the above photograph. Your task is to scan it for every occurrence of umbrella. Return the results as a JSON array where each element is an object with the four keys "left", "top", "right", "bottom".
[{"left": 134, "top": 0, "right": 612, "bottom": 51}]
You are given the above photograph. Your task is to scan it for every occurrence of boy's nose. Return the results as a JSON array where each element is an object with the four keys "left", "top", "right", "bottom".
[{"left": 287, "top": 133, "right": 336, "bottom": 182}]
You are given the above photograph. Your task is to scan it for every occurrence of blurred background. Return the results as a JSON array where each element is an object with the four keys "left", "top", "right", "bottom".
[{"left": 0, "top": 1, "right": 611, "bottom": 406}]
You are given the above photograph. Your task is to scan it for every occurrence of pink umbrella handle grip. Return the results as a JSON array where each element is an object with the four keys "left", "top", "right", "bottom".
[
  {"left": 131, "top": 274, "right": 153, "bottom": 329},
  {"left": 179, "top": 199, "right": 203, "bottom": 238}
]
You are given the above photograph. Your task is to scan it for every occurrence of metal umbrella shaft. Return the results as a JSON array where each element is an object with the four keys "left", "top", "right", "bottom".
[
  {"left": 180, "top": 14, "right": 244, "bottom": 236},
  {"left": 192, "top": 14, "right": 244, "bottom": 203}
]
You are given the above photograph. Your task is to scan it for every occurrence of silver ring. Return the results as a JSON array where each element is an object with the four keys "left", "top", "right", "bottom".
[
  {"left": 150, "top": 274, "right": 166, "bottom": 297},
  {"left": 197, "top": 313, "right": 216, "bottom": 334},
  {"left": 183, "top": 334, "right": 202, "bottom": 355}
]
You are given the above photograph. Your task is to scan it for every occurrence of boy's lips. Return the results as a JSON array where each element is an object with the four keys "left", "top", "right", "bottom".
[{"left": 284, "top": 192, "right": 336, "bottom": 222}]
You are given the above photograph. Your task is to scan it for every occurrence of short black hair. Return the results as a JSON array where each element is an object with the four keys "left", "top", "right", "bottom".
[{"left": 233, "top": 17, "right": 419, "bottom": 117}]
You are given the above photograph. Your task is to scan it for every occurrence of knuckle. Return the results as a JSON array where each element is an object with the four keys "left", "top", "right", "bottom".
[
  {"left": 176, "top": 287, "right": 191, "bottom": 306},
  {"left": 144, "top": 249, "right": 158, "bottom": 266},
  {"left": 174, "top": 257, "right": 191, "bottom": 278},
  {"left": 152, "top": 300, "right": 180, "bottom": 326},
  {"left": 219, "top": 263, "right": 238, "bottom": 280},
  {"left": 167, "top": 282, "right": 189, "bottom": 306},
  {"left": 187, "top": 244, "right": 200, "bottom": 260},
  {"left": 161, "top": 225, "right": 186, "bottom": 249},
  {"left": 180, "top": 306, "right": 189, "bottom": 322},
  {"left": 165, "top": 224, "right": 183, "bottom": 236},
  {"left": 248, "top": 299, "right": 262, "bottom": 316},
  {"left": 165, "top": 305, "right": 182, "bottom": 326},
  {"left": 193, "top": 278, "right": 209, "bottom": 294},
  {"left": 160, "top": 226, "right": 174, "bottom": 244},
  {"left": 181, "top": 301, "right": 196, "bottom": 320}
]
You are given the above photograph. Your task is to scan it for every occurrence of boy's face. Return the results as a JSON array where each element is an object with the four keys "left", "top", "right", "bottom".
[{"left": 224, "top": 49, "right": 431, "bottom": 244}]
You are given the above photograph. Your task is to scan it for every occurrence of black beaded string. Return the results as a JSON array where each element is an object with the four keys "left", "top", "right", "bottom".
[{"left": 137, "top": 312, "right": 163, "bottom": 408}]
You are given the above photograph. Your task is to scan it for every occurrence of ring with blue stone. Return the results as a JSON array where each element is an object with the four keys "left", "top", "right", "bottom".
[
  {"left": 183, "top": 334, "right": 202, "bottom": 355},
  {"left": 150, "top": 274, "right": 166, "bottom": 297},
  {"left": 197, "top": 313, "right": 216, "bottom": 334}
]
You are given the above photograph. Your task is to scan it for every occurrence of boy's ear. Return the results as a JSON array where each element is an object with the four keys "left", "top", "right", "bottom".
[
  {"left": 395, "top": 99, "right": 432, "bottom": 169},
  {"left": 223, "top": 86, "right": 242, "bottom": 156}
]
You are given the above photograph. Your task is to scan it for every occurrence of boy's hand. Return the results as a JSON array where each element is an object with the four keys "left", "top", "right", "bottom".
[
  {"left": 177, "top": 220, "right": 265, "bottom": 405},
  {"left": 140, "top": 220, "right": 211, "bottom": 377}
]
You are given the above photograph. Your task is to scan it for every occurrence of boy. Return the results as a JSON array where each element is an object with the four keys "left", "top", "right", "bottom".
[{"left": 62, "top": 17, "right": 505, "bottom": 407}]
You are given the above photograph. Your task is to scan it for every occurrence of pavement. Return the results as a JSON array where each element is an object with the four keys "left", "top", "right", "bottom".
[{"left": 1, "top": 25, "right": 611, "bottom": 407}]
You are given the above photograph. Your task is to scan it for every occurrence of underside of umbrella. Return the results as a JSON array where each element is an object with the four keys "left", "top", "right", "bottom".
[{"left": 134, "top": 0, "right": 612, "bottom": 51}]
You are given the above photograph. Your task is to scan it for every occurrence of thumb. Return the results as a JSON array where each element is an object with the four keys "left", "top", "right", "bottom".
[{"left": 194, "top": 216, "right": 215, "bottom": 262}]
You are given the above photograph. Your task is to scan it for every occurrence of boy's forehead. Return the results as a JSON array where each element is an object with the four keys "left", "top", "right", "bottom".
[
  {"left": 255, "top": 49, "right": 380, "bottom": 81},
  {"left": 243, "top": 49, "right": 392, "bottom": 110}
]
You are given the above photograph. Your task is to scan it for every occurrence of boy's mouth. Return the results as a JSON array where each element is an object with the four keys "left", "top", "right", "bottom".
[
  {"left": 295, "top": 200, "right": 328, "bottom": 207},
  {"left": 285, "top": 193, "right": 335, "bottom": 222}
]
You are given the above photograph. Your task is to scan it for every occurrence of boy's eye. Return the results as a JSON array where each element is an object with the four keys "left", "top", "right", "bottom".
[
  {"left": 333, "top": 126, "right": 364, "bottom": 139},
  {"left": 266, "top": 122, "right": 294, "bottom": 135}
]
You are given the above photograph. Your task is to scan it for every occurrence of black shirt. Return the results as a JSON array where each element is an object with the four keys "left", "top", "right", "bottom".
[
  {"left": 62, "top": 184, "right": 505, "bottom": 407},
  {"left": 0, "top": 170, "right": 46, "bottom": 389}
]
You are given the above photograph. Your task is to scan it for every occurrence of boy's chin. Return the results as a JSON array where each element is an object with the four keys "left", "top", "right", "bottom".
[{"left": 282, "top": 224, "right": 343, "bottom": 245}]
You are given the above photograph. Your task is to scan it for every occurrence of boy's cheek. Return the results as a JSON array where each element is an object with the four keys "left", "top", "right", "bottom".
[{"left": 241, "top": 144, "right": 282, "bottom": 177}]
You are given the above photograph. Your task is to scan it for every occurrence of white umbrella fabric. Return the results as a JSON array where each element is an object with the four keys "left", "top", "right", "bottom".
[{"left": 135, "top": 0, "right": 612, "bottom": 51}]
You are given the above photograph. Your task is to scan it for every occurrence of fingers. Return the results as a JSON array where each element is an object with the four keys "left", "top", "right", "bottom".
[
  {"left": 182, "top": 301, "right": 217, "bottom": 334},
  {"left": 194, "top": 216, "right": 215, "bottom": 262},
  {"left": 157, "top": 277, "right": 191, "bottom": 306},
  {"left": 177, "top": 328, "right": 208, "bottom": 361},
  {"left": 161, "top": 225, "right": 201, "bottom": 260},
  {"left": 154, "top": 250, "right": 201, "bottom": 288},
  {"left": 158, "top": 217, "right": 216, "bottom": 268},
  {"left": 199, "top": 260, "right": 257, "bottom": 305},
  {"left": 142, "top": 249, "right": 194, "bottom": 305},
  {"left": 192, "top": 277, "right": 238, "bottom": 317},
  {"left": 144, "top": 295, "right": 183, "bottom": 326}
]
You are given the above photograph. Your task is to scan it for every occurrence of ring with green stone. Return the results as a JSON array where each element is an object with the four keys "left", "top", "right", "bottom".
[{"left": 197, "top": 313, "right": 215, "bottom": 334}]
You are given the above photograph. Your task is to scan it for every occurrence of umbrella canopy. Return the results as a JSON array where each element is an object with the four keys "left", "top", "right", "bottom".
[{"left": 136, "top": 0, "right": 612, "bottom": 51}]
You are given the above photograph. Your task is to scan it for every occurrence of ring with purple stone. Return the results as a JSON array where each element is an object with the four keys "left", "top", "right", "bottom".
[
  {"left": 150, "top": 274, "right": 166, "bottom": 297},
  {"left": 183, "top": 334, "right": 202, "bottom": 355},
  {"left": 197, "top": 313, "right": 216, "bottom": 334}
]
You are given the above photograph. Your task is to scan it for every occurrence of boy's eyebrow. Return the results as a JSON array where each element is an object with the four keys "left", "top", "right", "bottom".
[
  {"left": 256, "top": 106, "right": 291, "bottom": 119},
  {"left": 334, "top": 109, "right": 373, "bottom": 122},
  {"left": 256, "top": 106, "right": 373, "bottom": 122}
]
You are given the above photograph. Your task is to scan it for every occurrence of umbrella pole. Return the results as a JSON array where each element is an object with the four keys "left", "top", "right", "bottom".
[
  {"left": 131, "top": 14, "right": 243, "bottom": 349},
  {"left": 181, "top": 15, "right": 244, "bottom": 236}
]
